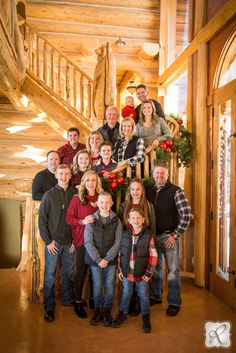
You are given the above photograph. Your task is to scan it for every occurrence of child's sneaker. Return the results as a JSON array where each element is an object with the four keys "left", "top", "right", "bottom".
[
  {"left": 142, "top": 314, "right": 151, "bottom": 333},
  {"left": 103, "top": 308, "right": 113, "bottom": 327},
  {"left": 90, "top": 308, "right": 103, "bottom": 326},
  {"left": 112, "top": 311, "right": 127, "bottom": 328}
]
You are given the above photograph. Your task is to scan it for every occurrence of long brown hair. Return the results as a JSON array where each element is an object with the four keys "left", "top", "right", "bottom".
[
  {"left": 71, "top": 149, "right": 91, "bottom": 175},
  {"left": 123, "top": 178, "right": 150, "bottom": 228},
  {"left": 139, "top": 99, "right": 159, "bottom": 124}
]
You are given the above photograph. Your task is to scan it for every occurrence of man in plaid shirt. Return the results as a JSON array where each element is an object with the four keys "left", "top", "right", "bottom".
[{"left": 146, "top": 163, "right": 192, "bottom": 317}]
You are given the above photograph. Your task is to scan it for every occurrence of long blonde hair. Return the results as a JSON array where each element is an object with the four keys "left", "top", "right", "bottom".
[
  {"left": 71, "top": 149, "right": 91, "bottom": 175},
  {"left": 86, "top": 131, "right": 104, "bottom": 153},
  {"left": 139, "top": 99, "right": 159, "bottom": 125},
  {"left": 119, "top": 117, "right": 136, "bottom": 140},
  {"left": 78, "top": 170, "right": 103, "bottom": 204},
  {"left": 123, "top": 178, "right": 150, "bottom": 227}
]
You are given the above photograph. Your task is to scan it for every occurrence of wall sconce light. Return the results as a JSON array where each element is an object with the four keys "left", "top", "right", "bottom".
[
  {"left": 126, "top": 80, "right": 137, "bottom": 94},
  {"left": 115, "top": 37, "right": 126, "bottom": 48}
]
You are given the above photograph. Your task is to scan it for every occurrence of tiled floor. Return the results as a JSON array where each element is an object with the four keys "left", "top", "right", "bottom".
[{"left": 0, "top": 269, "right": 235, "bottom": 353}]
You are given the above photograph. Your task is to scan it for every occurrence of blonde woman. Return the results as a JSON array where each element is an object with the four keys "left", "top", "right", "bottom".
[
  {"left": 86, "top": 131, "right": 104, "bottom": 166},
  {"left": 70, "top": 149, "right": 91, "bottom": 188},
  {"left": 66, "top": 170, "right": 103, "bottom": 318},
  {"left": 136, "top": 99, "right": 171, "bottom": 148},
  {"left": 113, "top": 117, "right": 145, "bottom": 168}
]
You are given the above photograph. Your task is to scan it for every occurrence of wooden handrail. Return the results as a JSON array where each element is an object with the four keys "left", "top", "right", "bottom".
[{"left": 24, "top": 22, "right": 93, "bottom": 128}]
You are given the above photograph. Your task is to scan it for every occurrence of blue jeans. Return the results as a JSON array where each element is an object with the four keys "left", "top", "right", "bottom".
[
  {"left": 150, "top": 233, "right": 182, "bottom": 306},
  {"left": 44, "top": 243, "right": 75, "bottom": 310},
  {"left": 120, "top": 278, "right": 150, "bottom": 315},
  {"left": 90, "top": 265, "right": 116, "bottom": 309}
]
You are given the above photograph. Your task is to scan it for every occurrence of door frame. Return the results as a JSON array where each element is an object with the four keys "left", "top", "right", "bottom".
[{"left": 210, "top": 79, "right": 236, "bottom": 309}]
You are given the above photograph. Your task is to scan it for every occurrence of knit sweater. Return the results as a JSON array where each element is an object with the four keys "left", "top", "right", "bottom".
[{"left": 66, "top": 194, "right": 99, "bottom": 247}]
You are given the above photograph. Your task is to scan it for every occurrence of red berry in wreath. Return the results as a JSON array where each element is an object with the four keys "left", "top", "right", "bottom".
[
  {"left": 166, "top": 147, "right": 171, "bottom": 152},
  {"left": 116, "top": 177, "right": 124, "bottom": 185},
  {"left": 159, "top": 142, "right": 166, "bottom": 149},
  {"left": 110, "top": 181, "right": 118, "bottom": 189},
  {"left": 165, "top": 139, "right": 173, "bottom": 146},
  {"left": 177, "top": 119, "right": 183, "bottom": 125},
  {"left": 108, "top": 172, "right": 116, "bottom": 180}
]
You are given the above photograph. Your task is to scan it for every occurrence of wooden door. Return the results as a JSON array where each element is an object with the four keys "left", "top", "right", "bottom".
[{"left": 210, "top": 79, "right": 236, "bottom": 310}]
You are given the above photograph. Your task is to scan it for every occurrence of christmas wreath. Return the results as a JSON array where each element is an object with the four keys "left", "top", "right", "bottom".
[{"left": 156, "top": 114, "right": 192, "bottom": 167}]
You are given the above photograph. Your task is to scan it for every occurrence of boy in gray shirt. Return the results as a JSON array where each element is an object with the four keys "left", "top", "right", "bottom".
[{"left": 84, "top": 191, "right": 122, "bottom": 327}]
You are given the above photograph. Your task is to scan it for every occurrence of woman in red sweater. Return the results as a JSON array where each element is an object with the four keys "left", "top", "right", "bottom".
[{"left": 66, "top": 170, "right": 103, "bottom": 318}]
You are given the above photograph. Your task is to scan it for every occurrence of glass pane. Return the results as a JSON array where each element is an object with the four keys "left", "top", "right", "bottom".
[
  {"left": 176, "top": 0, "right": 189, "bottom": 58},
  {"left": 217, "top": 100, "right": 231, "bottom": 280},
  {"left": 219, "top": 52, "right": 236, "bottom": 87}
]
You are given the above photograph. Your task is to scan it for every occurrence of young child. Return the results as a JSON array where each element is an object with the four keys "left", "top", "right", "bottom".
[
  {"left": 38, "top": 164, "right": 77, "bottom": 323},
  {"left": 119, "top": 178, "right": 156, "bottom": 315},
  {"left": 112, "top": 208, "right": 157, "bottom": 333},
  {"left": 121, "top": 96, "right": 137, "bottom": 123},
  {"left": 92, "top": 141, "right": 117, "bottom": 178},
  {"left": 70, "top": 149, "right": 91, "bottom": 188},
  {"left": 84, "top": 191, "right": 123, "bottom": 327}
]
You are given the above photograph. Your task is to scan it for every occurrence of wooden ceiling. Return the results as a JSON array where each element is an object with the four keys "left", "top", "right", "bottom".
[{"left": 25, "top": 0, "right": 188, "bottom": 87}]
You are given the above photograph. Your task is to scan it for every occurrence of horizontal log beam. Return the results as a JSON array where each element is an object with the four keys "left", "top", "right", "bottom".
[
  {"left": 26, "top": 3, "right": 159, "bottom": 30},
  {"left": 27, "top": 0, "right": 160, "bottom": 11}
]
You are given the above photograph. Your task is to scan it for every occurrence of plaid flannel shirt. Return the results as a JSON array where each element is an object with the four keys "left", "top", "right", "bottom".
[
  {"left": 172, "top": 188, "right": 192, "bottom": 238},
  {"left": 118, "top": 231, "right": 157, "bottom": 282},
  {"left": 115, "top": 137, "right": 145, "bottom": 167}
]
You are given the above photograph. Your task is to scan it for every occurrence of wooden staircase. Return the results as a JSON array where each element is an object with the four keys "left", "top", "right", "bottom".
[{"left": 22, "top": 23, "right": 94, "bottom": 141}]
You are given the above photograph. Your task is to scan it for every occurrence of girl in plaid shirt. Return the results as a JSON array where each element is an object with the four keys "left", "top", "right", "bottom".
[{"left": 112, "top": 208, "right": 157, "bottom": 333}]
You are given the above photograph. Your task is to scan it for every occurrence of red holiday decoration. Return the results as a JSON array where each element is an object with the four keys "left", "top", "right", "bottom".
[
  {"left": 159, "top": 142, "right": 166, "bottom": 149},
  {"left": 166, "top": 147, "right": 171, "bottom": 152},
  {"left": 107, "top": 172, "right": 116, "bottom": 180},
  {"left": 177, "top": 119, "right": 183, "bottom": 125},
  {"left": 116, "top": 177, "right": 125, "bottom": 185},
  {"left": 109, "top": 181, "right": 118, "bottom": 189},
  {"left": 165, "top": 139, "right": 173, "bottom": 146}
]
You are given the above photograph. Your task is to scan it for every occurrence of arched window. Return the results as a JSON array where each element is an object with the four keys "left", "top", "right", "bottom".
[{"left": 213, "top": 30, "right": 236, "bottom": 88}]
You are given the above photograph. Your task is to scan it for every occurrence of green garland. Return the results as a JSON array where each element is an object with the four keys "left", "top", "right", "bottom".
[{"left": 156, "top": 113, "right": 192, "bottom": 167}]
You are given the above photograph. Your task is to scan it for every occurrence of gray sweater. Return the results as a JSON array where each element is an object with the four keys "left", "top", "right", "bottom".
[{"left": 136, "top": 117, "right": 172, "bottom": 147}]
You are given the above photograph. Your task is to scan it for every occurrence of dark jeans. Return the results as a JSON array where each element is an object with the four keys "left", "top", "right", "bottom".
[
  {"left": 74, "top": 245, "right": 93, "bottom": 302},
  {"left": 90, "top": 265, "right": 116, "bottom": 309},
  {"left": 120, "top": 278, "right": 150, "bottom": 315},
  {"left": 43, "top": 243, "right": 74, "bottom": 310},
  {"left": 150, "top": 233, "right": 182, "bottom": 306}
]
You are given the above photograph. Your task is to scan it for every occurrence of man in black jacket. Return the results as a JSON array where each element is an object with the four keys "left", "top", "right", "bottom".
[
  {"left": 39, "top": 164, "right": 76, "bottom": 322},
  {"left": 97, "top": 106, "right": 120, "bottom": 146},
  {"left": 146, "top": 163, "right": 191, "bottom": 316},
  {"left": 32, "top": 150, "right": 60, "bottom": 200}
]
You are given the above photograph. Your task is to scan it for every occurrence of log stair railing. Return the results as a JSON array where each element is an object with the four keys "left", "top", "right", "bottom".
[{"left": 24, "top": 23, "right": 93, "bottom": 130}]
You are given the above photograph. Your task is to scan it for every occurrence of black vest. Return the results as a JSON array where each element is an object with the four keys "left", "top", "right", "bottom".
[
  {"left": 146, "top": 182, "right": 180, "bottom": 234},
  {"left": 84, "top": 216, "right": 119, "bottom": 266},
  {"left": 120, "top": 228, "right": 153, "bottom": 278}
]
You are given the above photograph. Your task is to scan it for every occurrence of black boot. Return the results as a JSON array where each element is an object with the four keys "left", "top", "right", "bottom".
[
  {"left": 112, "top": 311, "right": 127, "bottom": 328},
  {"left": 89, "top": 298, "right": 94, "bottom": 310},
  {"left": 90, "top": 308, "right": 103, "bottom": 326},
  {"left": 73, "top": 301, "right": 87, "bottom": 319},
  {"left": 142, "top": 314, "right": 151, "bottom": 333},
  {"left": 103, "top": 308, "right": 113, "bottom": 327}
]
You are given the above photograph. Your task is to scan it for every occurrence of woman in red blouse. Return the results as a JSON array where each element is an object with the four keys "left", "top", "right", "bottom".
[{"left": 66, "top": 170, "right": 103, "bottom": 318}]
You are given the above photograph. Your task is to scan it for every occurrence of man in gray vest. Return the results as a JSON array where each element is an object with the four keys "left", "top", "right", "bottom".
[{"left": 146, "top": 163, "right": 192, "bottom": 316}]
